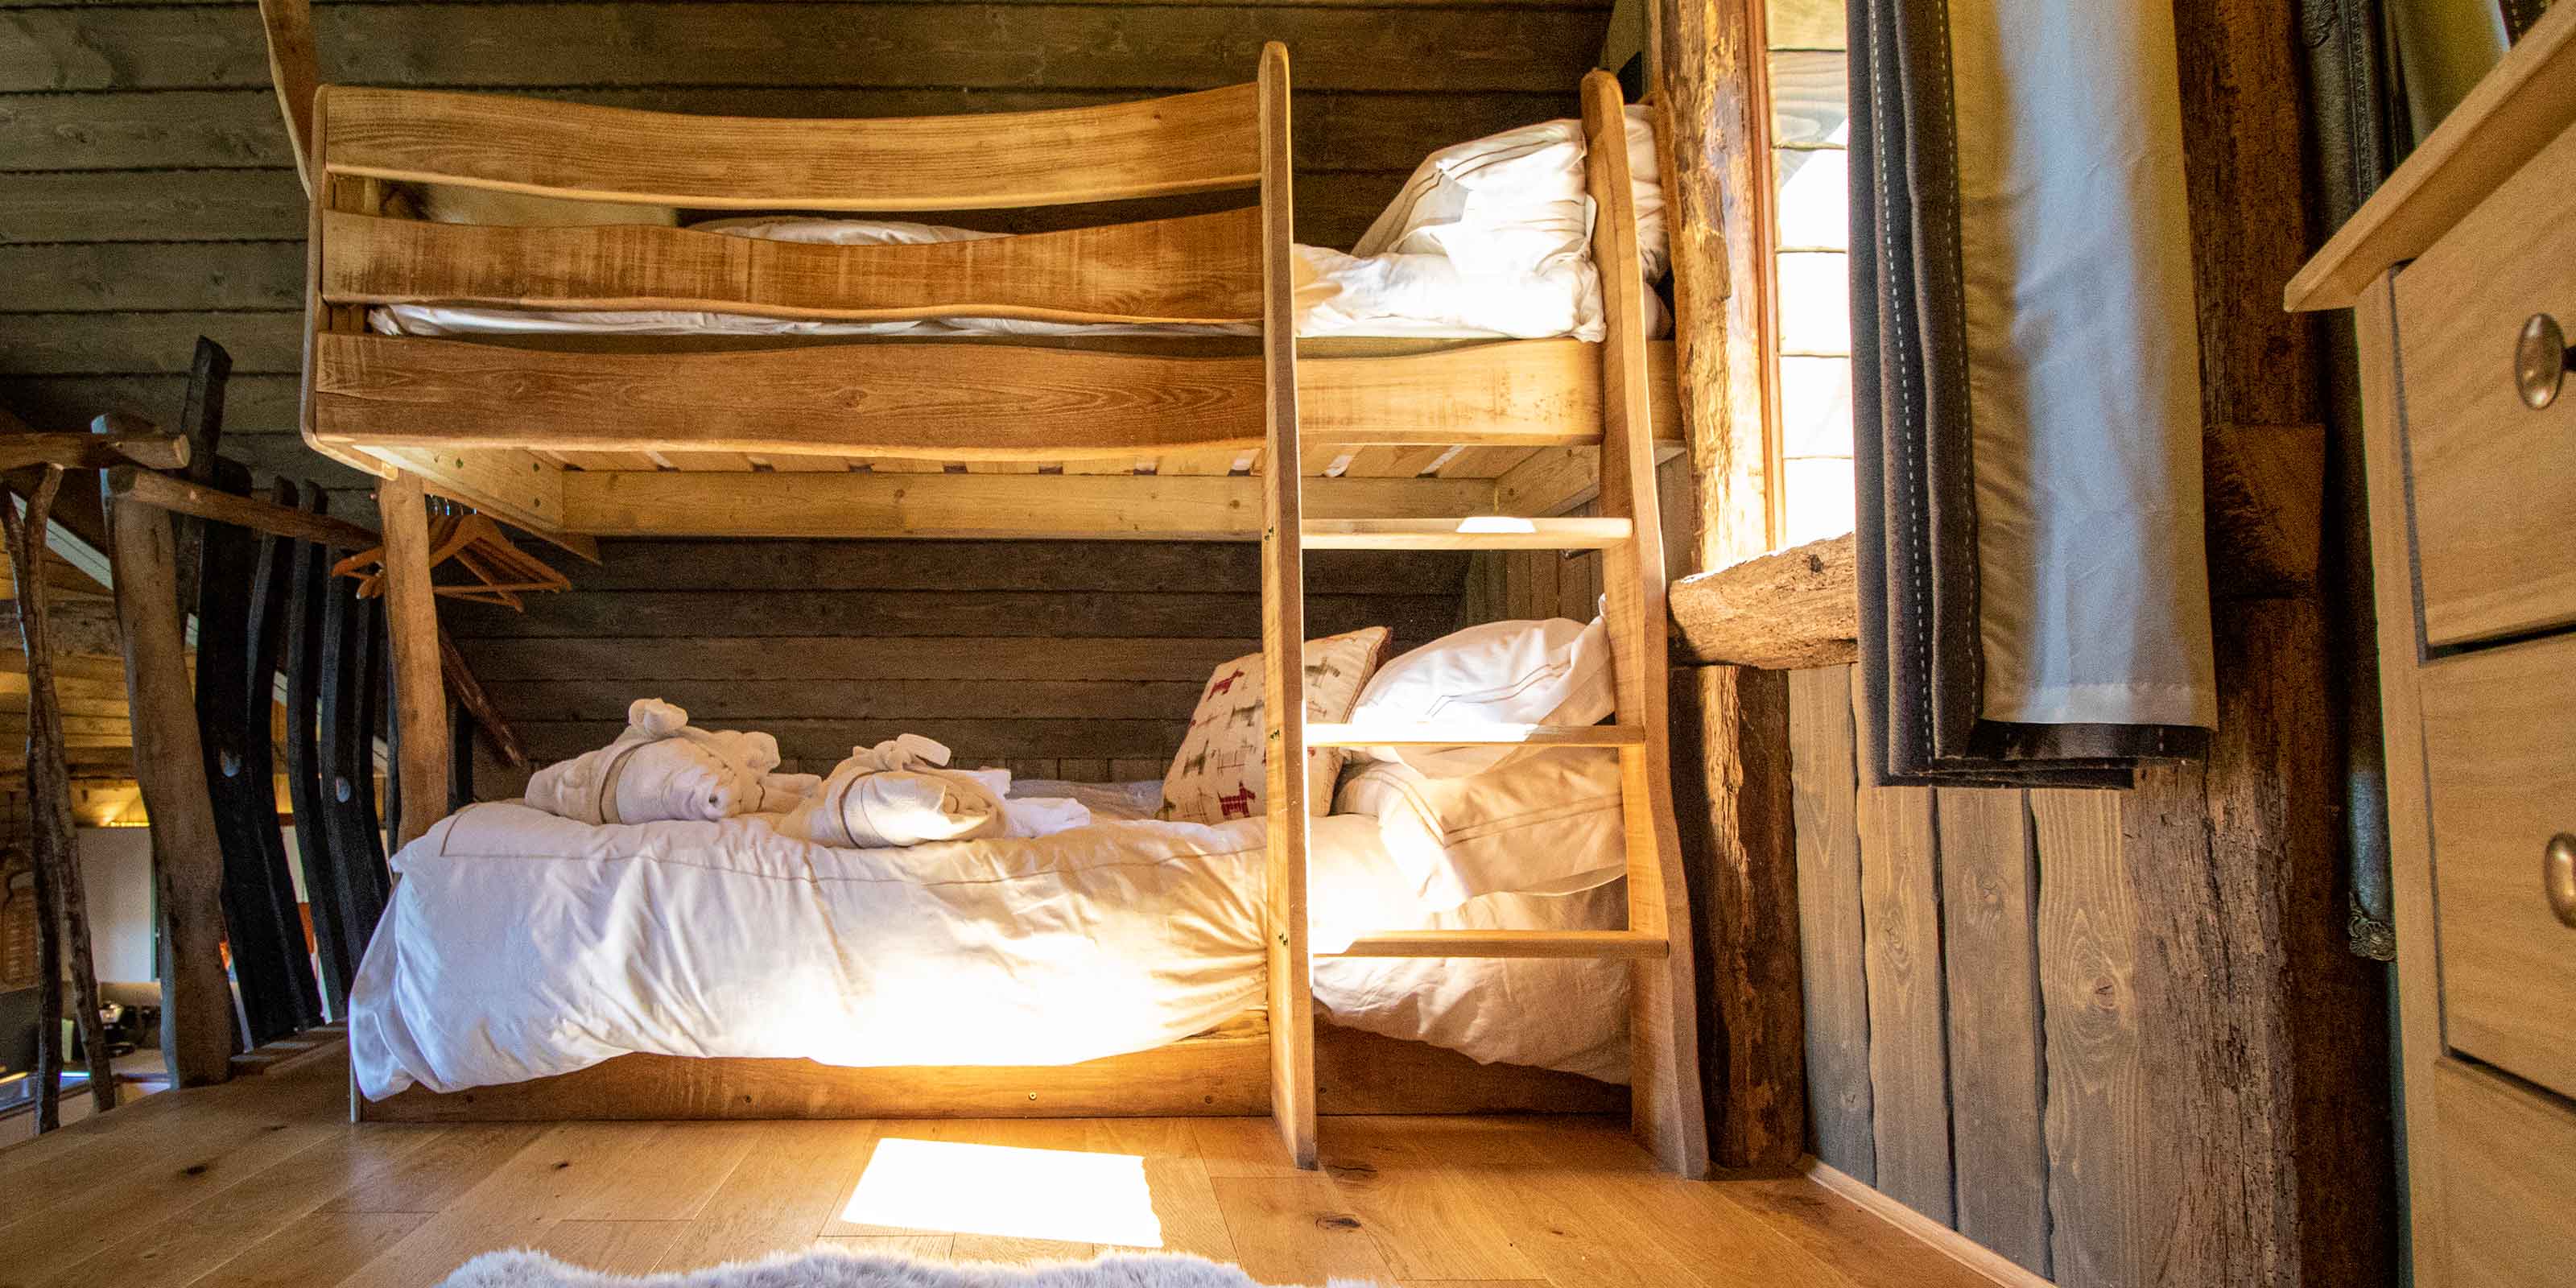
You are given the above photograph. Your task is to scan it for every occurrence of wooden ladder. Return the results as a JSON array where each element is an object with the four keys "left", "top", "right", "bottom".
[{"left": 1258, "top": 64, "right": 1711, "bottom": 1178}]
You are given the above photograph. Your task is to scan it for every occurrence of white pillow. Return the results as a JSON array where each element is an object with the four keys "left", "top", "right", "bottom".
[
  {"left": 1332, "top": 748, "right": 1626, "bottom": 910},
  {"left": 1352, "top": 108, "right": 1668, "bottom": 284},
  {"left": 1348, "top": 616, "right": 1615, "bottom": 778}
]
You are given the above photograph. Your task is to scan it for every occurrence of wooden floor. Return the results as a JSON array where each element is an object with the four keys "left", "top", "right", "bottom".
[{"left": 0, "top": 1046, "right": 1996, "bottom": 1288}]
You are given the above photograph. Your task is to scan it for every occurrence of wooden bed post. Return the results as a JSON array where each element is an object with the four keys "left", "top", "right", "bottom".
[
  {"left": 1255, "top": 40, "right": 1316, "bottom": 1171},
  {"left": 1583, "top": 70, "right": 1713, "bottom": 1179},
  {"left": 378, "top": 471, "right": 448, "bottom": 846}
]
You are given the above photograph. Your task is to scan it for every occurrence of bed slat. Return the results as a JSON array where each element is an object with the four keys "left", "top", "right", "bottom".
[
  {"left": 313, "top": 334, "right": 1683, "bottom": 462},
  {"left": 321, "top": 84, "right": 1261, "bottom": 211},
  {"left": 313, "top": 332, "right": 1269, "bottom": 460},
  {"left": 323, "top": 208, "right": 1262, "bottom": 327}
]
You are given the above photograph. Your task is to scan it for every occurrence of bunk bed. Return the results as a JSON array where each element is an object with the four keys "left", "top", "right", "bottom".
[{"left": 259, "top": 15, "right": 1707, "bottom": 1177}]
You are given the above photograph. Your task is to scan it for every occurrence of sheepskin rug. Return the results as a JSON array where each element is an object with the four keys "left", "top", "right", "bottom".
[{"left": 438, "top": 1248, "right": 1385, "bottom": 1288}]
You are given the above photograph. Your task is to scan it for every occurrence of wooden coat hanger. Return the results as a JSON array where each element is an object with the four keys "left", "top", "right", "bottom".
[{"left": 334, "top": 497, "right": 570, "bottom": 610}]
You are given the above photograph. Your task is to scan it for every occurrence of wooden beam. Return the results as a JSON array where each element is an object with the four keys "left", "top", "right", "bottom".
[
  {"left": 0, "top": 431, "right": 190, "bottom": 475},
  {"left": 1667, "top": 533, "right": 1858, "bottom": 669},
  {"left": 1668, "top": 666, "right": 1802, "bottom": 1169},
  {"left": 113, "top": 469, "right": 379, "bottom": 551},
  {"left": 1655, "top": 0, "right": 1777, "bottom": 566},
  {"left": 559, "top": 471, "right": 1493, "bottom": 539},
  {"left": 439, "top": 632, "right": 525, "bottom": 770},
  {"left": 360, "top": 446, "right": 600, "bottom": 564},
  {"left": 376, "top": 473, "right": 448, "bottom": 846},
  {"left": 103, "top": 473, "right": 234, "bottom": 1087}
]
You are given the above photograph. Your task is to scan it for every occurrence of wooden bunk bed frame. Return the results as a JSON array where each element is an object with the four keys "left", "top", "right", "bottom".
[{"left": 261, "top": 14, "right": 1709, "bottom": 1177}]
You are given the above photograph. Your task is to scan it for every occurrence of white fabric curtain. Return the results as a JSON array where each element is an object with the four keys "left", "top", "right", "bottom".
[{"left": 1850, "top": 0, "right": 2215, "bottom": 785}]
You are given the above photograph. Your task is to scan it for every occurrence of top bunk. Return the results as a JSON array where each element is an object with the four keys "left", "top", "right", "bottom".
[{"left": 290, "top": 47, "right": 1682, "bottom": 545}]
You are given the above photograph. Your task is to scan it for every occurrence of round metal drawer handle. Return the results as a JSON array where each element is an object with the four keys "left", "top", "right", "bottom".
[
  {"left": 2548, "top": 832, "right": 2576, "bottom": 929},
  {"left": 2518, "top": 314, "right": 2572, "bottom": 411}
]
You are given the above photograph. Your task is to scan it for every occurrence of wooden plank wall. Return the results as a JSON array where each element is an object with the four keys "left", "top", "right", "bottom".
[
  {"left": 1781, "top": 0, "right": 2396, "bottom": 1280},
  {"left": 1, "top": 0, "right": 1614, "bottom": 510},
  {"left": 452, "top": 540, "right": 1468, "bottom": 795}
]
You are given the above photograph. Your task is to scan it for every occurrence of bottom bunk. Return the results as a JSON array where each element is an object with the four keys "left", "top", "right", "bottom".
[{"left": 358, "top": 1018, "right": 1629, "bottom": 1122}]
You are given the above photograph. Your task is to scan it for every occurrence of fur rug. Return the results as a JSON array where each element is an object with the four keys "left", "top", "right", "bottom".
[{"left": 438, "top": 1249, "right": 1385, "bottom": 1288}]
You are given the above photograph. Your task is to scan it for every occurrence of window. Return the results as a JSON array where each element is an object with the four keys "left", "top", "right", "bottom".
[{"left": 1767, "top": 0, "right": 1854, "bottom": 546}]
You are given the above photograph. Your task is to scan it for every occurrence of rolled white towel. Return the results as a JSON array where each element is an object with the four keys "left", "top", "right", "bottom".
[
  {"left": 523, "top": 699, "right": 792, "bottom": 824},
  {"left": 774, "top": 737, "right": 1093, "bottom": 848}
]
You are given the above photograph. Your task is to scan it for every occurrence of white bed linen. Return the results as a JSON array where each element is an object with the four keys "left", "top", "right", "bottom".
[
  {"left": 350, "top": 803, "right": 1629, "bottom": 1097},
  {"left": 370, "top": 109, "right": 1672, "bottom": 344}
]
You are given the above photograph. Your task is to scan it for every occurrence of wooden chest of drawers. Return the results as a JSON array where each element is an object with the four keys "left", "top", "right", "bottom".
[{"left": 2289, "top": 6, "right": 2576, "bottom": 1286}]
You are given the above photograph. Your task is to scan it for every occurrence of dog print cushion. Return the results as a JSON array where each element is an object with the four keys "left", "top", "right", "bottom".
[{"left": 1162, "top": 627, "right": 1391, "bottom": 824}]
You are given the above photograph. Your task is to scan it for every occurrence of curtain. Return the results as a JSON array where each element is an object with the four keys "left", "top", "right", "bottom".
[{"left": 1848, "top": 0, "right": 2216, "bottom": 786}]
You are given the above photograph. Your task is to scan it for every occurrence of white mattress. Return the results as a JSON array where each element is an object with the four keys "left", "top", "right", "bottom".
[{"left": 350, "top": 801, "right": 1627, "bottom": 1100}]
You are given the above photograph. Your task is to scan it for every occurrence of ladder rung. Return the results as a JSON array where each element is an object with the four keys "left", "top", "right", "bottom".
[
  {"left": 1305, "top": 721, "right": 1645, "bottom": 749},
  {"left": 1299, "top": 517, "right": 1632, "bottom": 550},
  {"left": 1323, "top": 930, "right": 1668, "bottom": 960}
]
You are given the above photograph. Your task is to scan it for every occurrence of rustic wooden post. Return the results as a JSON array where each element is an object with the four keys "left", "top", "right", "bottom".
[
  {"left": 103, "top": 467, "right": 236, "bottom": 1086},
  {"left": 1668, "top": 664, "right": 1804, "bottom": 1166},
  {"left": 1651, "top": 0, "right": 1813, "bottom": 1172},
  {"left": 378, "top": 472, "right": 448, "bottom": 846},
  {"left": 1654, "top": 0, "right": 1777, "bottom": 569},
  {"left": 3, "top": 468, "right": 119, "bottom": 1121}
]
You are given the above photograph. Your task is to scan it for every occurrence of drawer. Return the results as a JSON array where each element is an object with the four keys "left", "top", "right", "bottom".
[
  {"left": 2396, "top": 115, "right": 2576, "bottom": 647},
  {"left": 2420, "top": 632, "right": 2576, "bottom": 1100},
  {"left": 2432, "top": 1059, "right": 2576, "bottom": 1288}
]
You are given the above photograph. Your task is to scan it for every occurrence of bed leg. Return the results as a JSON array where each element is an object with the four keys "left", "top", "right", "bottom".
[{"left": 378, "top": 471, "right": 449, "bottom": 847}]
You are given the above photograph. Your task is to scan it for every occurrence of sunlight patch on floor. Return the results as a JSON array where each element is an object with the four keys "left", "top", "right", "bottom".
[{"left": 842, "top": 1137, "right": 1165, "bottom": 1248}]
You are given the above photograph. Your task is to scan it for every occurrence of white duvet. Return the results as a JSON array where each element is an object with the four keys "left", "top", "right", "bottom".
[{"left": 350, "top": 803, "right": 1627, "bottom": 1100}]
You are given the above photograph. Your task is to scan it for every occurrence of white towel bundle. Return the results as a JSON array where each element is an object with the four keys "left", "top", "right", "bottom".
[
  {"left": 775, "top": 736, "right": 1093, "bottom": 849},
  {"left": 523, "top": 699, "right": 804, "bottom": 824}
]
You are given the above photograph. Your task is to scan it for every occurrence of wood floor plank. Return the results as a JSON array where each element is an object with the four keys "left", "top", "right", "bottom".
[
  {"left": 1709, "top": 1175, "right": 2001, "bottom": 1288},
  {"left": 561, "top": 1121, "right": 768, "bottom": 1221},
  {"left": 527, "top": 1220, "right": 691, "bottom": 1275},
  {"left": 317, "top": 1124, "right": 549, "bottom": 1213},
  {"left": 1315, "top": 1118, "right": 1545, "bottom": 1282},
  {"left": 0, "top": 1058, "right": 338, "bottom": 1204},
  {"left": 195, "top": 1210, "right": 432, "bottom": 1288},
  {"left": 658, "top": 1219, "right": 849, "bottom": 1272},
  {"left": 1141, "top": 1154, "right": 1238, "bottom": 1261},
  {"left": 0, "top": 1113, "right": 343, "bottom": 1284},
  {"left": 40, "top": 1126, "right": 436, "bottom": 1288},
  {"left": 329, "top": 1123, "right": 678, "bottom": 1286},
  {"left": 950, "top": 1235, "right": 1105, "bottom": 1264},
  {"left": 675, "top": 1119, "right": 884, "bottom": 1265},
  {"left": 1485, "top": 1127, "right": 1848, "bottom": 1288},
  {"left": 1187, "top": 1115, "right": 1307, "bottom": 1178},
  {"left": 819, "top": 1233, "right": 959, "bottom": 1261},
  {"left": 1208, "top": 1174, "right": 1398, "bottom": 1286}
]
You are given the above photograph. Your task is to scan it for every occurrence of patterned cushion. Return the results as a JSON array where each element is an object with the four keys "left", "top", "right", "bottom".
[{"left": 1161, "top": 627, "right": 1391, "bottom": 824}]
